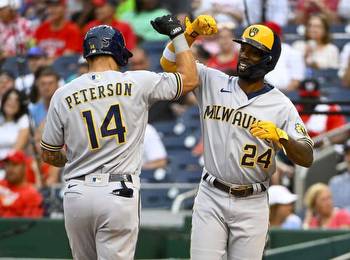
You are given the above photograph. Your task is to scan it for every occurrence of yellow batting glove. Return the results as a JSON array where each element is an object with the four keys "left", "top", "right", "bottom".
[
  {"left": 185, "top": 15, "right": 218, "bottom": 38},
  {"left": 250, "top": 121, "right": 289, "bottom": 143}
]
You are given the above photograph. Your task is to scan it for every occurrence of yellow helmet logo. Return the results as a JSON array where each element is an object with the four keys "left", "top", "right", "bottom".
[
  {"left": 242, "top": 24, "right": 274, "bottom": 51},
  {"left": 248, "top": 27, "right": 259, "bottom": 37}
]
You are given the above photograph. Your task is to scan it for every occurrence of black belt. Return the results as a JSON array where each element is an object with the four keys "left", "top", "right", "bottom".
[
  {"left": 203, "top": 173, "right": 266, "bottom": 197},
  {"left": 71, "top": 174, "right": 133, "bottom": 183}
]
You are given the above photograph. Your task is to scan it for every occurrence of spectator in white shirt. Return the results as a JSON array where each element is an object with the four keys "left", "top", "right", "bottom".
[
  {"left": 244, "top": 0, "right": 290, "bottom": 27},
  {"left": 192, "top": 0, "right": 245, "bottom": 27},
  {"left": 0, "top": 89, "right": 29, "bottom": 159},
  {"left": 337, "top": 0, "right": 350, "bottom": 23},
  {"left": 264, "top": 21, "right": 305, "bottom": 92},
  {"left": 142, "top": 124, "right": 167, "bottom": 170},
  {"left": 338, "top": 42, "right": 350, "bottom": 87},
  {"left": 293, "top": 14, "right": 339, "bottom": 69}
]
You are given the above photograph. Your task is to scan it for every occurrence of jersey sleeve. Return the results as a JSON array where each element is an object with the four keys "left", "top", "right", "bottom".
[
  {"left": 40, "top": 92, "right": 65, "bottom": 152},
  {"left": 192, "top": 63, "right": 212, "bottom": 107},
  {"left": 282, "top": 104, "right": 314, "bottom": 148},
  {"left": 144, "top": 71, "right": 183, "bottom": 103}
]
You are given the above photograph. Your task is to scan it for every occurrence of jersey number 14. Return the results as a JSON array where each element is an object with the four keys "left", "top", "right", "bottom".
[{"left": 81, "top": 104, "right": 126, "bottom": 150}]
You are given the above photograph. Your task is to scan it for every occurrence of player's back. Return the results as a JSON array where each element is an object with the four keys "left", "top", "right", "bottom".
[{"left": 52, "top": 71, "right": 153, "bottom": 179}]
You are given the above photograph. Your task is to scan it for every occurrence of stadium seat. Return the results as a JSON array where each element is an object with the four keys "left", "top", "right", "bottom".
[
  {"left": 168, "top": 151, "right": 201, "bottom": 171},
  {"left": 140, "top": 188, "right": 174, "bottom": 209},
  {"left": 52, "top": 55, "right": 80, "bottom": 81},
  {"left": 162, "top": 135, "right": 189, "bottom": 151},
  {"left": 140, "top": 40, "right": 168, "bottom": 72},
  {"left": 1, "top": 56, "right": 29, "bottom": 77},
  {"left": 141, "top": 168, "right": 170, "bottom": 183},
  {"left": 168, "top": 169, "right": 202, "bottom": 183},
  {"left": 152, "top": 121, "right": 176, "bottom": 137},
  {"left": 308, "top": 68, "right": 341, "bottom": 88}
]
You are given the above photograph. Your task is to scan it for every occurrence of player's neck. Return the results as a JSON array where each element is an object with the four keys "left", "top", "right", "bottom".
[
  {"left": 88, "top": 57, "right": 119, "bottom": 72},
  {"left": 238, "top": 78, "right": 264, "bottom": 94}
]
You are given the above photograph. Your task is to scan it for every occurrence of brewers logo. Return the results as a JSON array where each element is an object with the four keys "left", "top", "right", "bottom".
[
  {"left": 295, "top": 123, "right": 308, "bottom": 136},
  {"left": 249, "top": 27, "right": 259, "bottom": 37}
]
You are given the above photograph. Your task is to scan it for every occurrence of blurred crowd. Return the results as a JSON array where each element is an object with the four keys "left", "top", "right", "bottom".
[{"left": 0, "top": 0, "right": 350, "bottom": 229}]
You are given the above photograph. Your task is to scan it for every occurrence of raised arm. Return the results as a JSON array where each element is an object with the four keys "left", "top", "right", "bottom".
[
  {"left": 159, "top": 15, "right": 218, "bottom": 73},
  {"left": 150, "top": 15, "right": 198, "bottom": 94}
]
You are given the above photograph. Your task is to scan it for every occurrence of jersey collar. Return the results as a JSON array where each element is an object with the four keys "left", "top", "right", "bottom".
[{"left": 246, "top": 82, "right": 274, "bottom": 100}]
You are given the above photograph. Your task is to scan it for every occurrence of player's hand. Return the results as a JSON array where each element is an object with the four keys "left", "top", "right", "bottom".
[
  {"left": 250, "top": 121, "right": 289, "bottom": 143},
  {"left": 150, "top": 15, "right": 184, "bottom": 39},
  {"left": 185, "top": 15, "right": 218, "bottom": 38}
]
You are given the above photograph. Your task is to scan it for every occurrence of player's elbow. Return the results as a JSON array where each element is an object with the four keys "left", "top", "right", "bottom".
[
  {"left": 182, "top": 74, "right": 199, "bottom": 94},
  {"left": 299, "top": 153, "right": 314, "bottom": 168},
  {"left": 160, "top": 57, "right": 177, "bottom": 72}
]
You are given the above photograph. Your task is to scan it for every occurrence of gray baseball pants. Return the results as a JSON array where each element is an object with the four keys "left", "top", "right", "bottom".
[
  {"left": 63, "top": 178, "right": 140, "bottom": 260},
  {"left": 191, "top": 180, "right": 269, "bottom": 260}
]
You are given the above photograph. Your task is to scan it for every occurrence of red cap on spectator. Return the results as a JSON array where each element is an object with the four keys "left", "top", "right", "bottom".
[
  {"left": 1, "top": 150, "right": 27, "bottom": 164},
  {"left": 263, "top": 21, "right": 282, "bottom": 37},
  {"left": 92, "top": 0, "right": 117, "bottom": 7},
  {"left": 299, "top": 78, "right": 321, "bottom": 98}
]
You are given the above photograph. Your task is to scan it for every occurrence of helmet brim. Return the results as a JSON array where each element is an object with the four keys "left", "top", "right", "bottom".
[{"left": 233, "top": 38, "right": 271, "bottom": 53}]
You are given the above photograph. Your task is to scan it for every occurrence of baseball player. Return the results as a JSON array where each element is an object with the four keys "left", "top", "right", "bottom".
[
  {"left": 161, "top": 16, "right": 314, "bottom": 260},
  {"left": 40, "top": 15, "right": 199, "bottom": 260}
]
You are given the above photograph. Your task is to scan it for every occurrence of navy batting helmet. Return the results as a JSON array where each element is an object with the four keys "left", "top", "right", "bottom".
[
  {"left": 83, "top": 25, "right": 133, "bottom": 67},
  {"left": 233, "top": 24, "right": 281, "bottom": 80}
]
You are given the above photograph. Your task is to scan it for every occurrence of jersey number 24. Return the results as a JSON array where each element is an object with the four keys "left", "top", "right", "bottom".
[
  {"left": 81, "top": 104, "right": 126, "bottom": 150},
  {"left": 240, "top": 144, "right": 273, "bottom": 169}
]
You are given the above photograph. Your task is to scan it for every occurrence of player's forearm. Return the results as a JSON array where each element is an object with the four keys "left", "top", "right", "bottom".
[
  {"left": 280, "top": 138, "right": 314, "bottom": 167},
  {"left": 142, "top": 158, "right": 167, "bottom": 170},
  {"left": 172, "top": 34, "right": 199, "bottom": 94},
  {"left": 41, "top": 148, "right": 67, "bottom": 167},
  {"left": 161, "top": 32, "right": 196, "bottom": 73}
]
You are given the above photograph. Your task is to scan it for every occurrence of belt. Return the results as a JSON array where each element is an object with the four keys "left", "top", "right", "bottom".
[
  {"left": 203, "top": 173, "right": 266, "bottom": 197},
  {"left": 71, "top": 174, "right": 133, "bottom": 183}
]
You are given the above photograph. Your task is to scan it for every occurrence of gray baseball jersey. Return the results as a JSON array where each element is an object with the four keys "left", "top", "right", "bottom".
[
  {"left": 193, "top": 63, "right": 313, "bottom": 185},
  {"left": 41, "top": 70, "right": 182, "bottom": 180}
]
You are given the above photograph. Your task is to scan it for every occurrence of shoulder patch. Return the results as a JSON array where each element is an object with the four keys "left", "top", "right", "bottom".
[{"left": 295, "top": 123, "right": 308, "bottom": 136}]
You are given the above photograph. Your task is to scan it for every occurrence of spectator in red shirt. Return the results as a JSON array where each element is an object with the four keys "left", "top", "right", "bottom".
[
  {"left": 0, "top": 0, "right": 34, "bottom": 60},
  {"left": 206, "top": 23, "right": 239, "bottom": 73},
  {"left": 0, "top": 150, "right": 43, "bottom": 218},
  {"left": 294, "top": 0, "right": 340, "bottom": 24},
  {"left": 303, "top": 183, "right": 350, "bottom": 229},
  {"left": 296, "top": 78, "right": 347, "bottom": 144},
  {"left": 83, "top": 0, "right": 136, "bottom": 50},
  {"left": 34, "top": 0, "right": 82, "bottom": 60}
]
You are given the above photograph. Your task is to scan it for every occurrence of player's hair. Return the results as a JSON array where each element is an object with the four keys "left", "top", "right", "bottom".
[
  {"left": 0, "top": 88, "right": 28, "bottom": 122},
  {"left": 305, "top": 14, "right": 332, "bottom": 44},
  {"left": 303, "top": 183, "right": 329, "bottom": 211},
  {"left": 36, "top": 66, "right": 60, "bottom": 81}
]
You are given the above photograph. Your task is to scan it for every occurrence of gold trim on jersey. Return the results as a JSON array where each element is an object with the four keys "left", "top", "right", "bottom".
[
  {"left": 40, "top": 140, "right": 64, "bottom": 151},
  {"left": 298, "top": 137, "right": 314, "bottom": 148},
  {"left": 172, "top": 72, "right": 183, "bottom": 100}
]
